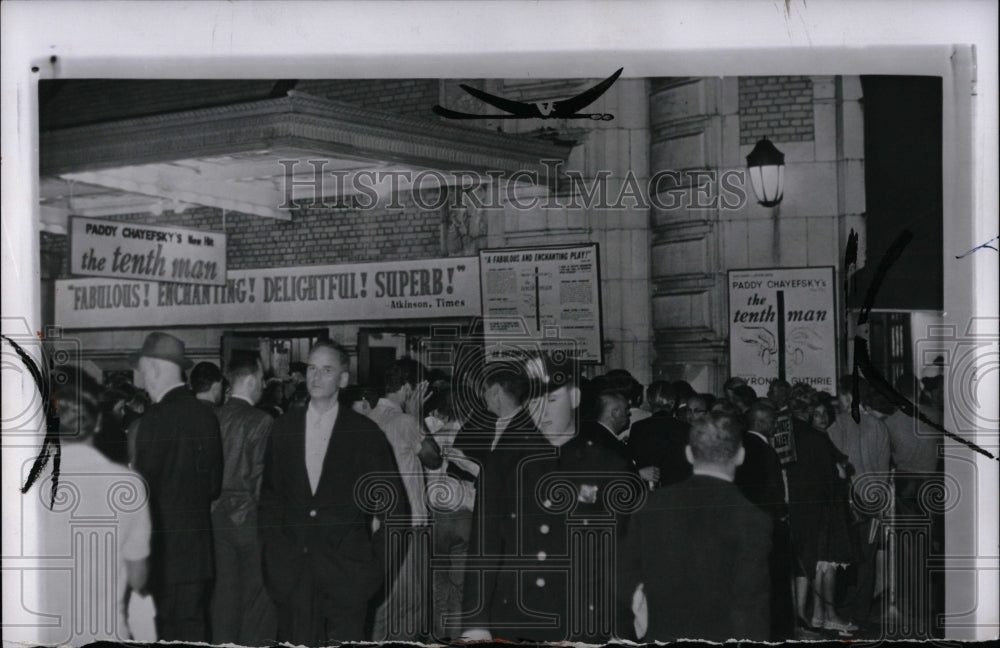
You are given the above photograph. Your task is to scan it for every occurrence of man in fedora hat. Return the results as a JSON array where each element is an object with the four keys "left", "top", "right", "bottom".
[{"left": 131, "top": 331, "right": 223, "bottom": 641}]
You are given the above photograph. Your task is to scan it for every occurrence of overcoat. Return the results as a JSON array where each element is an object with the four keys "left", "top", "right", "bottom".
[
  {"left": 621, "top": 474, "right": 773, "bottom": 642},
  {"left": 133, "top": 385, "right": 223, "bottom": 590}
]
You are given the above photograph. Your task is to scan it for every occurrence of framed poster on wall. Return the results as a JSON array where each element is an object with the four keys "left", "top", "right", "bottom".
[
  {"left": 479, "top": 243, "right": 604, "bottom": 364},
  {"left": 728, "top": 266, "right": 838, "bottom": 395}
]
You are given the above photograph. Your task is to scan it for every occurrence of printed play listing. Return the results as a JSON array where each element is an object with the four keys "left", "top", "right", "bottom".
[{"left": 480, "top": 244, "right": 603, "bottom": 363}]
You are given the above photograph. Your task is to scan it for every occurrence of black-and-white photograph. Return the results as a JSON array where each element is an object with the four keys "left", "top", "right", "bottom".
[{"left": 3, "top": 2, "right": 997, "bottom": 646}]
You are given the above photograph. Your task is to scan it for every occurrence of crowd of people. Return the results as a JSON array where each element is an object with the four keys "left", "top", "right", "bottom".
[{"left": 38, "top": 330, "right": 945, "bottom": 645}]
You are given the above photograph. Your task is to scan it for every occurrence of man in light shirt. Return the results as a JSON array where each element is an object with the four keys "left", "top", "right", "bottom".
[
  {"left": 367, "top": 357, "right": 442, "bottom": 640},
  {"left": 259, "top": 340, "right": 407, "bottom": 645}
]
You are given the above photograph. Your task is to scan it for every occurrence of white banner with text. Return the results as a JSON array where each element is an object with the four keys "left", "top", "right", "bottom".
[
  {"left": 56, "top": 257, "right": 481, "bottom": 329},
  {"left": 70, "top": 216, "right": 228, "bottom": 286}
]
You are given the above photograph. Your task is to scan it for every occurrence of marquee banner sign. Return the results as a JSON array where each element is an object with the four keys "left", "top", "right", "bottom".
[
  {"left": 70, "top": 216, "right": 228, "bottom": 286},
  {"left": 727, "top": 266, "right": 837, "bottom": 395},
  {"left": 480, "top": 244, "right": 604, "bottom": 364},
  {"left": 55, "top": 256, "right": 481, "bottom": 329}
]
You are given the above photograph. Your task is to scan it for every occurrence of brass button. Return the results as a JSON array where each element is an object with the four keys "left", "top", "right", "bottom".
[
  {"left": 535, "top": 577, "right": 546, "bottom": 588},
  {"left": 539, "top": 524, "right": 550, "bottom": 534},
  {"left": 309, "top": 509, "right": 317, "bottom": 518}
]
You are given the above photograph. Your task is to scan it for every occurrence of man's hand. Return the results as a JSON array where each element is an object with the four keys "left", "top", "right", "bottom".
[
  {"left": 460, "top": 628, "right": 493, "bottom": 641},
  {"left": 638, "top": 465, "right": 660, "bottom": 484},
  {"left": 632, "top": 583, "right": 648, "bottom": 640},
  {"left": 405, "top": 380, "right": 430, "bottom": 417}
]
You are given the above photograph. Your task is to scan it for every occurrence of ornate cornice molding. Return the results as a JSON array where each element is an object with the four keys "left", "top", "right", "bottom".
[{"left": 41, "top": 91, "right": 571, "bottom": 177}]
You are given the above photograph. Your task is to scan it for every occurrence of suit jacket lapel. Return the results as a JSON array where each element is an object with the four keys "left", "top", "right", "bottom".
[
  {"left": 287, "top": 408, "right": 314, "bottom": 500},
  {"left": 313, "top": 406, "right": 344, "bottom": 498}
]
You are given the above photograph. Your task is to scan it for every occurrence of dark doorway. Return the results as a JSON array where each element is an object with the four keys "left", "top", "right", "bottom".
[{"left": 852, "top": 76, "right": 943, "bottom": 310}]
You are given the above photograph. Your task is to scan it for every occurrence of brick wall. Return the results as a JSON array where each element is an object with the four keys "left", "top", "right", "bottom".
[
  {"left": 738, "top": 76, "right": 814, "bottom": 144},
  {"left": 298, "top": 79, "right": 440, "bottom": 118},
  {"left": 43, "top": 192, "right": 444, "bottom": 280}
]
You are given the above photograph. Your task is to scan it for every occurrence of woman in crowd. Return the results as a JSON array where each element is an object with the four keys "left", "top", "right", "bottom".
[{"left": 782, "top": 385, "right": 856, "bottom": 634}]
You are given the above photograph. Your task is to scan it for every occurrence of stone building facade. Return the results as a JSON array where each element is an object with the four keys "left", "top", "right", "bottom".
[{"left": 40, "top": 75, "right": 864, "bottom": 391}]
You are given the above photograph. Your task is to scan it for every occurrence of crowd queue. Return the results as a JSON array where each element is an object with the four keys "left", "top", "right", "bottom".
[{"left": 40, "top": 331, "right": 944, "bottom": 645}]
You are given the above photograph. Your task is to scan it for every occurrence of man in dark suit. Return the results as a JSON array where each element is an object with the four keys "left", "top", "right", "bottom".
[
  {"left": 131, "top": 332, "right": 223, "bottom": 641},
  {"left": 735, "top": 400, "right": 793, "bottom": 639},
  {"left": 259, "top": 340, "right": 407, "bottom": 645},
  {"left": 210, "top": 353, "right": 276, "bottom": 645},
  {"left": 621, "top": 412, "right": 773, "bottom": 642},
  {"left": 736, "top": 401, "right": 786, "bottom": 520},
  {"left": 627, "top": 381, "right": 691, "bottom": 487}
]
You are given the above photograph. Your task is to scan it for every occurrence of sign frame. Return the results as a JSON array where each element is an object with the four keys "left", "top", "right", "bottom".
[
  {"left": 727, "top": 265, "right": 839, "bottom": 395},
  {"left": 69, "top": 215, "right": 228, "bottom": 286},
  {"left": 478, "top": 242, "right": 604, "bottom": 365}
]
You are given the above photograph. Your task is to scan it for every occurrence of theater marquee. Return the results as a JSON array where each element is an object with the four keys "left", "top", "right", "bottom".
[
  {"left": 727, "top": 266, "right": 837, "bottom": 395},
  {"left": 55, "top": 256, "right": 481, "bottom": 329}
]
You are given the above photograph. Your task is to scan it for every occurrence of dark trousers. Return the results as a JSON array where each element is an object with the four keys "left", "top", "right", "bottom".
[
  {"left": 274, "top": 573, "right": 368, "bottom": 645},
  {"left": 152, "top": 581, "right": 210, "bottom": 642},
  {"left": 211, "top": 511, "right": 277, "bottom": 645},
  {"left": 432, "top": 509, "right": 472, "bottom": 640},
  {"left": 843, "top": 518, "right": 880, "bottom": 625},
  {"left": 769, "top": 521, "right": 795, "bottom": 639}
]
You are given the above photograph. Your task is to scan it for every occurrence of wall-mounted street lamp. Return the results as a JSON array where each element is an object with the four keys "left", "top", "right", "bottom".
[{"left": 746, "top": 136, "right": 785, "bottom": 207}]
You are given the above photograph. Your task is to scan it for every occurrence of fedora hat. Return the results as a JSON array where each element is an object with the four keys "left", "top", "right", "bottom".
[{"left": 129, "top": 332, "right": 193, "bottom": 369}]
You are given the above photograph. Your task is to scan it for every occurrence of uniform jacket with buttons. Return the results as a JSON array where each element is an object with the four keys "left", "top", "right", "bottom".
[
  {"left": 462, "top": 422, "right": 637, "bottom": 642},
  {"left": 258, "top": 405, "right": 408, "bottom": 607}
]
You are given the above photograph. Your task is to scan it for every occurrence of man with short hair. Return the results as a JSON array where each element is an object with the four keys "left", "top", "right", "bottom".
[
  {"left": 686, "top": 393, "right": 713, "bottom": 424},
  {"left": 736, "top": 401, "right": 786, "bottom": 520},
  {"left": 210, "top": 353, "right": 276, "bottom": 645},
  {"left": 131, "top": 332, "right": 223, "bottom": 641},
  {"left": 190, "top": 361, "right": 225, "bottom": 406},
  {"left": 580, "top": 390, "right": 632, "bottom": 461},
  {"left": 259, "top": 340, "right": 408, "bottom": 644},
  {"left": 622, "top": 413, "right": 772, "bottom": 642},
  {"left": 736, "top": 400, "right": 793, "bottom": 639},
  {"left": 367, "top": 357, "right": 441, "bottom": 640}
]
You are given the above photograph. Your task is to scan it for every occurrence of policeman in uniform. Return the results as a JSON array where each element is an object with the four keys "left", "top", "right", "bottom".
[{"left": 460, "top": 352, "right": 643, "bottom": 643}]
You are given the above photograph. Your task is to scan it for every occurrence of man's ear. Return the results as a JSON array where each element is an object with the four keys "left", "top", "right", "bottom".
[
  {"left": 569, "top": 386, "right": 581, "bottom": 409},
  {"left": 735, "top": 445, "right": 746, "bottom": 467},
  {"left": 339, "top": 370, "right": 350, "bottom": 389},
  {"left": 684, "top": 445, "right": 694, "bottom": 466}
]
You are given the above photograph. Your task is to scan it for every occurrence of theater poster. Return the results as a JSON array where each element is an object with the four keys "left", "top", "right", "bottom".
[
  {"left": 728, "top": 266, "right": 837, "bottom": 395},
  {"left": 480, "top": 244, "right": 603, "bottom": 363}
]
